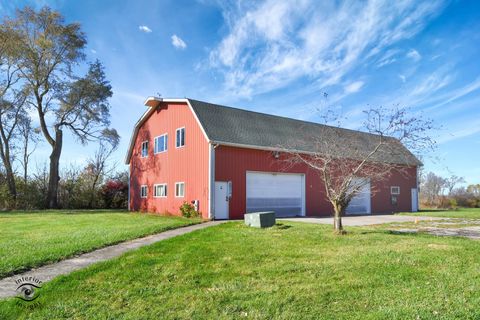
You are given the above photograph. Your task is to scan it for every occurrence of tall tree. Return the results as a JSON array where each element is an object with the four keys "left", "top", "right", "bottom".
[
  {"left": 7, "top": 7, "right": 117, "bottom": 208},
  {"left": 285, "top": 106, "right": 435, "bottom": 234},
  {"left": 0, "top": 23, "right": 26, "bottom": 206}
]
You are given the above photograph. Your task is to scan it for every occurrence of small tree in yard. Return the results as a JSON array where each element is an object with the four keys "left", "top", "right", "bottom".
[{"left": 285, "top": 106, "right": 435, "bottom": 234}]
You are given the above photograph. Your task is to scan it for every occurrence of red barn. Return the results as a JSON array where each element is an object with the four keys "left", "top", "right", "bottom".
[{"left": 126, "top": 98, "right": 420, "bottom": 220}]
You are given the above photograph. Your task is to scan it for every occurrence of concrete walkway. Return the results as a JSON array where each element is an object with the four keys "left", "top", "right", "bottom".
[
  {"left": 280, "top": 215, "right": 443, "bottom": 226},
  {"left": 0, "top": 221, "right": 226, "bottom": 299}
]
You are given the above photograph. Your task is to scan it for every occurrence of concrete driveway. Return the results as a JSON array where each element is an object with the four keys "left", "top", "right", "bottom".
[{"left": 279, "top": 215, "right": 443, "bottom": 226}]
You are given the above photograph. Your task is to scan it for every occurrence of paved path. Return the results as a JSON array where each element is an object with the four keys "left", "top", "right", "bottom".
[
  {"left": 0, "top": 221, "right": 226, "bottom": 299},
  {"left": 280, "top": 215, "right": 444, "bottom": 226}
]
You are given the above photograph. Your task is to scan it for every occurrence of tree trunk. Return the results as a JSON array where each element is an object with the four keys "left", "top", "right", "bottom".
[
  {"left": 0, "top": 141, "right": 17, "bottom": 207},
  {"left": 333, "top": 202, "right": 346, "bottom": 235},
  {"left": 46, "top": 128, "right": 63, "bottom": 209}
]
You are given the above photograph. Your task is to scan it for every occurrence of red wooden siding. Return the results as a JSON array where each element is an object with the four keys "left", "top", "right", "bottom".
[
  {"left": 214, "top": 145, "right": 417, "bottom": 219},
  {"left": 129, "top": 102, "right": 210, "bottom": 218},
  {"left": 214, "top": 146, "right": 330, "bottom": 219}
]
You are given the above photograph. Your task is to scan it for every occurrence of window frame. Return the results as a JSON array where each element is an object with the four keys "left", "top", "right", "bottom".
[
  {"left": 154, "top": 134, "right": 168, "bottom": 154},
  {"left": 153, "top": 183, "right": 167, "bottom": 198},
  {"left": 140, "top": 185, "right": 148, "bottom": 198},
  {"left": 175, "top": 182, "right": 185, "bottom": 197},
  {"left": 141, "top": 141, "right": 149, "bottom": 158},
  {"left": 390, "top": 186, "right": 400, "bottom": 195},
  {"left": 175, "top": 127, "right": 185, "bottom": 148}
]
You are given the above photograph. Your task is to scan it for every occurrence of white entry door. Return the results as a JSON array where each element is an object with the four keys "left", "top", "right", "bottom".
[
  {"left": 346, "top": 178, "right": 371, "bottom": 215},
  {"left": 411, "top": 188, "right": 418, "bottom": 212},
  {"left": 214, "top": 181, "right": 229, "bottom": 219},
  {"left": 246, "top": 172, "right": 305, "bottom": 217}
]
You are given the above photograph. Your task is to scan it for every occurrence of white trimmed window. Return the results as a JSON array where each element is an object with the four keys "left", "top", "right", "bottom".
[
  {"left": 391, "top": 186, "right": 400, "bottom": 195},
  {"left": 154, "top": 134, "right": 168, "bottom": 154},
  {"left": 141, "top": 141, "right": 148, "bottom": 158},
  {"left": 140, "top": 185, "right": 148, "bottom": 198},
  {"left": 176, "top": 127, "right": 185, "bottom": 148},
  {"left": 175, "top": 182, "right": 185, "bottom": 197},
  {"left": 153, "top": 184, "right": 167, "bottom": 198}
]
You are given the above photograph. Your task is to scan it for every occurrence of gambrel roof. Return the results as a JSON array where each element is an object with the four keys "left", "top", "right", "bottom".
[{"left": 126, "top": 97, "right": 421, "bottom": 166}]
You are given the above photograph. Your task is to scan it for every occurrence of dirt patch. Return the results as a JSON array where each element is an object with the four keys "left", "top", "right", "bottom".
[{"left": 391, "top": 226, "right": 480, "bottom": 240}]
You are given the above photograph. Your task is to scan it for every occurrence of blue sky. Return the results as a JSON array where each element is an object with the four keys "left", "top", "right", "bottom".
[{"left": 2, "top": 0, "right": 480, "bottom": 184}]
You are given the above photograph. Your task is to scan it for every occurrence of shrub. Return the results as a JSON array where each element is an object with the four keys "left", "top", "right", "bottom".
[{"left": 180, "top": 201, "right": 200, "bottom": 218}]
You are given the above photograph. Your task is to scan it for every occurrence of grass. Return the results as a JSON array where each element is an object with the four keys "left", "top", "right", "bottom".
[
  {"left": 0, "top": 210, "right": 201, "bottom": 278},
  {"left": 398, "top": 207, "right": 480, "bottom": 219},
  {"left": 2, "top": 222, "right": 480, "bottom": 319}
]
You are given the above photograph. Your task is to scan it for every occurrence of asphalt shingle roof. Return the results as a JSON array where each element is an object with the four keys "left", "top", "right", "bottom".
[{"left": 188, "top": 99, "right": 421, "bottom": 166}]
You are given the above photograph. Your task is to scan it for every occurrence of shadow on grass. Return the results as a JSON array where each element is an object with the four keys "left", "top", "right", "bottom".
[{"left": 274, "top": 223, "right": 292, "bottom": 230}]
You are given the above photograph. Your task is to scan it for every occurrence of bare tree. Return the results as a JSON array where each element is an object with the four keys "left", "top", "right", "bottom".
[
  {"left": 6, "top": 7, "right": 118, "bottom": 208},
  {"left": 17, "top": 115, "right": 39, "bottom": 186},
  {"left": 0, "top": 23, "right": 26, "bottom": 206},
  {"left": 285, "top": 105, "right": 434, "bottom": 234},
  {"left": 420, "top": 172, "right": 446, "bottom": 206},
  {"left": 444, "top": 174, "right": 466, "bottom": 196},
  {"left": 85, "top": 135, "right": 120, "bottom": 208}
]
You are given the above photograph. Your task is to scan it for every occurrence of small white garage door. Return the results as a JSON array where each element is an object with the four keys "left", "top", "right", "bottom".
[
  {"left": 246, "top": 172, "right": 305, "bottom": 217},
  {"left": 346, "top": 178, "right": 371, "bottom": 215}
]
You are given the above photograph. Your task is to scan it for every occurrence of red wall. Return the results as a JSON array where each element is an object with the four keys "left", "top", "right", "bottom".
[
  {"left": 215, "top": 145, "right": 417, "bottom": 219},
  {"left": 129, "top": 102, "right": 210, "bottom": 218}
]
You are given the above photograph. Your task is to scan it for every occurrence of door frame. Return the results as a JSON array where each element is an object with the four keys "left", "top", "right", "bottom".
[
  {"left": 214, "top": 181, "right": 229, "bottom": 220},
  {"left": 245, "top": 170, "right": 306, "bottom": 217}
]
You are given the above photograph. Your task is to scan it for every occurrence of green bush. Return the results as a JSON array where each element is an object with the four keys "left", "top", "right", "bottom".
[{"left": 179, "top": 202, "right": 200, "bottom": 218}]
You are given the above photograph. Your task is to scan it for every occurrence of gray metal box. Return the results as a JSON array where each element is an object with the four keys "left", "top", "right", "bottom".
[{"left": 244, "top": 211, "right": 276, "bottom": 228}]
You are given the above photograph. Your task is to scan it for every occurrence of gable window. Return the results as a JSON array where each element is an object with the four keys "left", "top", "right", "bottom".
[
  {"left": 175, "top": 182, "right": 185, "bottom": 197},
  {"left": 153, "top": 184, "right": 167, "bottom": 198},
  {"left": 141, "top": 141, "right": 148, "bottom": 158},
  {"left": 154, "top": 134, "right": 168, "bottom": 154},
  {"left": 176, "top": 127, "right": 185, "bottom": 148},
  {"left": 140, "top": 185, "right": 148, "bottom": 198},
  {"left": 391, "top": 186, "right": 400, "bottom": 195}
]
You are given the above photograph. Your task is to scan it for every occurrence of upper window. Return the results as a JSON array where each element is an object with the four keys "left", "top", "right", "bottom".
[
  {"left": 391, "top": 186, "right": 400, "bottom": 195},
  {"left": 153, "top": 184, "right": 167, "bottom": 198},
  {"left": 175, "top": 182, "right": 185, "bottom": 197},
  {"left": 176, "top": 127, "right": 185, "bottom": 148},
  {"left": 140, "top": 185, "right": 148, "bottom": 198},
  {"left": 141, "top": 141, "right": 148, "bottom": 158},
  {"left": 154, "top": 134, "right": 168, "bottom": 154}
]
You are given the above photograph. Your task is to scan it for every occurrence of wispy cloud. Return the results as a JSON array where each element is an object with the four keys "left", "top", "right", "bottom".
[
  {"left": 171, "top": 34, "right": 187, "bottom": 50},
  {"left": 406, "top": 48, "right": 422, "bottom": 61},
  {"left": 344, "top": 81, "right": 364, "bottom": 94},
  {"left": 209, "top": 0, "right": 446, "bottom": 98},
  {"left": 139, "top": 25, "right": 152, "bottom": 33}
]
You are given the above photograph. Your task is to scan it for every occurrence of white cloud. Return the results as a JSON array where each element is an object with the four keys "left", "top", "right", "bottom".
[
  {"left": 344, "top": 81, "right": 364, "bottom": 94},
  {"left": 406, "top": 49, "right": 421, "bottom": 61},
  {"left": 411, "top": 69, "right": 452, "bottom": 96},
  {"left": 209, "top": 0, "right": 446, "bottom": 98},
  {"left": 399, "top": 74, "right": 406, "bottom": 83},
  {"left": 139, "top": 25, "right": 152, "bottom": 33},
  {"left": 171, "top": 34, "right": 187, "bottom": 50},
  {"left": 91, "top": 49, "right": 97, "bottom": 54}
]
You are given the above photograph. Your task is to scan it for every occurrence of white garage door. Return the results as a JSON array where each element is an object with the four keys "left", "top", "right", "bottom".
[
  {"left": 346, "top": 178, "right": 371, "bottom": 215},
  {"left": 246, "top": 172, "right": 305, "bottom": 217}
]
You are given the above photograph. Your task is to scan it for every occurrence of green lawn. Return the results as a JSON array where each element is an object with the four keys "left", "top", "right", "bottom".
[
  {"left": 0, "top": 210, "right": 201, "bottom": 278},
  {"left": 399, "top": 207, "right": 480, "bottom": 219},
  {"left": 2, "top": 222, "right": 480, "bottom": 319}
]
